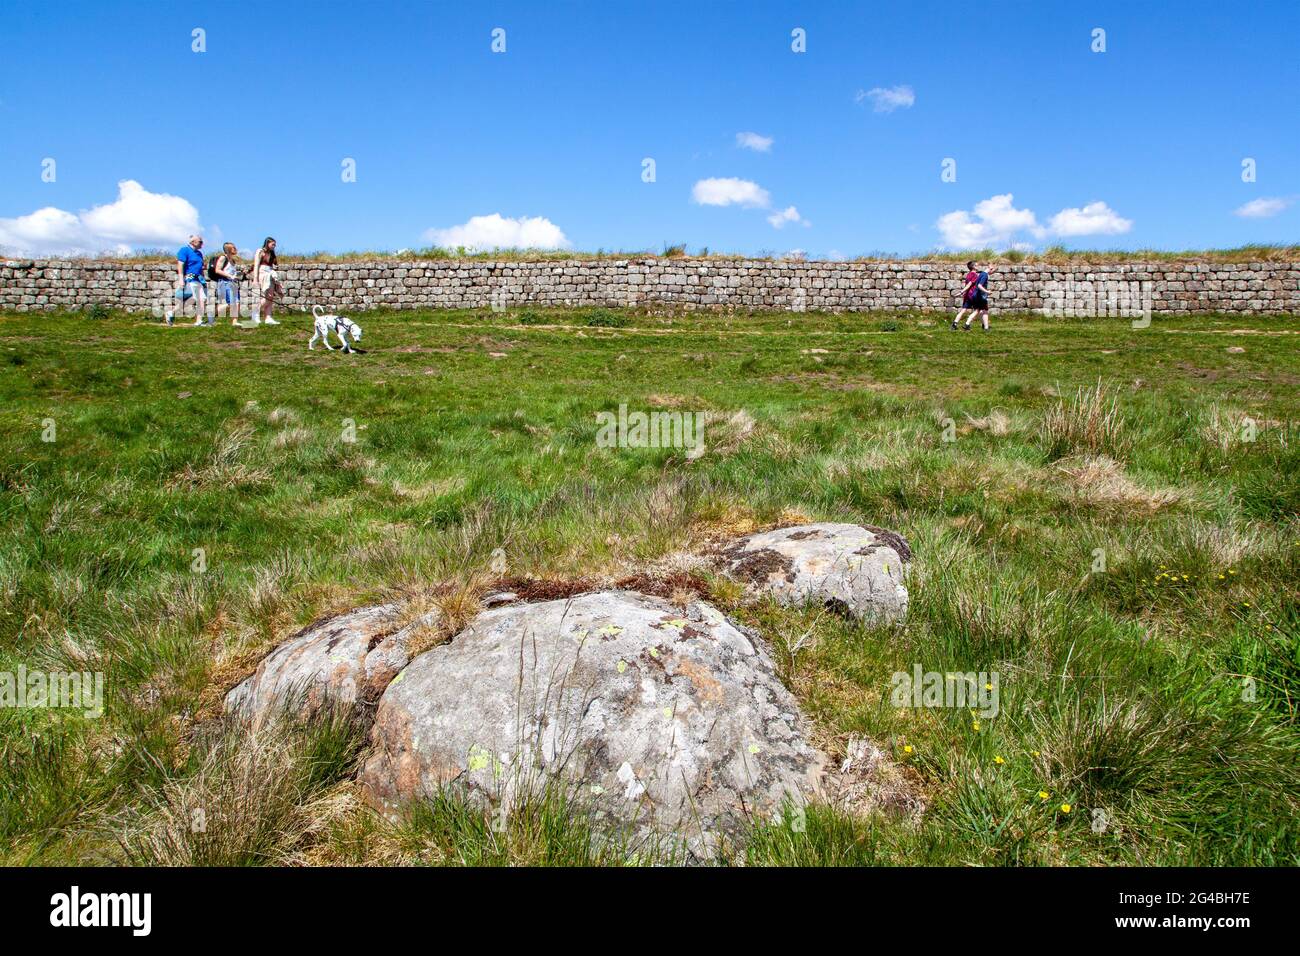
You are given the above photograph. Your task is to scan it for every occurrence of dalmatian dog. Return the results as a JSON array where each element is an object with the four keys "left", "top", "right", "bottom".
[{"left": 309, "top": 305, "right": 363, "bottom": 353}]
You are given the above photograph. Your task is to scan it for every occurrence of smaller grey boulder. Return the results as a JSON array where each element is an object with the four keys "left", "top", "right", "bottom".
[
  {"left": 716, "top": 522, "right": 909, "bottom": 622},
  {"left": 224, "top": 603, "right": 437, "bottom": 723}
]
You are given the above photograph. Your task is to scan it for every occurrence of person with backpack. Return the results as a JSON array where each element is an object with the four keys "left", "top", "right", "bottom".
[
  {"left": 164, "top": 235, "right": 207, "bottom": 327},
  {"left": 951, "top": 260, "right": 979, "bottom": 330},
  {"left": 250, "top": 236, "right": 281, "bottom": 325},
  {"left": 210, "top": 242, "right": 243, "bottom": 325},
  {"left": 969, "top": 264, "right": 992, "bottom": 331}
]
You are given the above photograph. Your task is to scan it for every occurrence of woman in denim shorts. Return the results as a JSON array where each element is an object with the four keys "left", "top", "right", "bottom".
[{"left": 214, "top": 242, "right": 243, "bottom": 325}]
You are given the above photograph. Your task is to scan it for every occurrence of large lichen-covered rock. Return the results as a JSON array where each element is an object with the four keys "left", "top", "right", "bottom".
[
  {"left": 224, "top": 604, "right": 435, "bottom": 723},
  {"left": 359, "top": 590, "right": 824, "bottom": 856},
  {"left": 716, "top": 522, "right": 909, "bottom": 622}
]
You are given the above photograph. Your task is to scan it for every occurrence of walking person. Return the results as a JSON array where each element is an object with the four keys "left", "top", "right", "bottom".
[
  {"left": 211, "top": 242, "right": 243, "bottom": 325},
  {"left": 250, "top": 236, "right": 281, "bottom": 325},
  {"left": 164, "top": 235, "right": 207, "bottom": 326},
  {"left": 968, "top": 264, "right": 992, "bottom": 331},
  {"left": 951, "top": 260, "right": 979, "bottom": 330}
]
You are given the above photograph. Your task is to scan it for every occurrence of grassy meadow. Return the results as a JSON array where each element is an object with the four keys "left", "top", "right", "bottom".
[{"left": 0, "top": 304, "right": 1297, "bottom": 866}]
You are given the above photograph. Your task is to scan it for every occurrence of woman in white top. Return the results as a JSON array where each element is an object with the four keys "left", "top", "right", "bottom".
[
  {"left": 251, "top": 236, "right": 281, "bottom": 325},
  {"left": 213, "top": 242, "right": 243, "bottom": 325}
]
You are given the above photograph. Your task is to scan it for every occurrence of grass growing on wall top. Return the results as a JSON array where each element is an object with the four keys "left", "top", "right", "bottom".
[{"left": 13, "top": 244, "right": 1299, "bottom": 265}]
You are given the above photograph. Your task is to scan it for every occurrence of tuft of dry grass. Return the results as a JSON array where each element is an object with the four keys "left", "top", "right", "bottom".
[
  {"left": 1040, "top": 381, "right": 1128, "bottom": 460},
  {"left": 964, "top": 409, "right": 1014, "bottom": 437},
  {"left": 272, "top": 426, "right": 311, "bottom": 449},
  {"left": 297, "top": 787, "right": 410, "bottom": 866},
  {"left": 1200, "top": 404, "right": 1282, "bottom": 453},
  {"left": 168, "top": 420, "right": 271, "bottom": 490},
  {"left": 113, "top": 705, "right": 368, "bottom": 866},
  {"left": 645, "top": 393, "right": 695, "bottom": 409},
  {"left": 700, "top": 409, "right": 757, "bottom": 457},
  {"left": 1162, "top": 518, "right": 1269, "bottom": 567},
  {"left": 388, "top": 577, "right": 485, "bottom": 660},
  {"left": 242, "top": 553, "right": 311, "bottom": 638},
  {"left": 1054, "top": 455, "right": 1181, "bottom": 513}
]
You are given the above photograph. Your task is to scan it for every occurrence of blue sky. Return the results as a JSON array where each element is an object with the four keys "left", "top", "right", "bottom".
[{"left": 1, "top": 0, "right": 1296, "bottom": 258}]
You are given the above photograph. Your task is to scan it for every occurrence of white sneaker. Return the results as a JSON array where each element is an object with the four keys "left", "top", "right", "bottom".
[
  {"left": 165, "top": 313, "right": 174, "bottom": 326},
  {"left": 263, "top": 317, "right": 280, "bottom": 325},
  {"left": 193, "top": 317, "right": 204, "bottom": 326}
]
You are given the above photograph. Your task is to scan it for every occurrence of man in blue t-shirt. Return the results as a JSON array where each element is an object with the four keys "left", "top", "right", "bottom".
[{"left": 164, "top": 235, "right": 209, "bottom": 326}]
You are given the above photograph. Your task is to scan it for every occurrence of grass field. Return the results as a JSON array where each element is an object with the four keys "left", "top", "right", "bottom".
[{"left": 1, "top": 305, "right": 1297, "bottom": 866}]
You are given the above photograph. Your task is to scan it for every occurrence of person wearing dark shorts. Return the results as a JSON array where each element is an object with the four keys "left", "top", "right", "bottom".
[
  {"left": 952, "top": 261, "right": 980, "bottom": 329},
  {"left": 955, "top": 263, "right": 991, "bottom": 331},
  {"left": 968, "top": 266, "right": 991, "bottom": 331}
]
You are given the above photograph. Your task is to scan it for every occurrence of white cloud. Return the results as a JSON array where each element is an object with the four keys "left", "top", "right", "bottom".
[
  {"left": 691, "top": 177, "right": 771, "bottom": 208},
  {"left": 735, "top": 131, "right": 773, "bottom": 152},
  {"left": 422, "top": 213, "right": 571, "bottom": 251},
  {"left": 1234, "top": 196, "right": 1292, "bottom": 218},
  {"left": 936, "top": 194, "right": 1044, "bottom": 249},
  {"left": 0, "top": 207, "right": 84, "bottom": 254},
  {"left": 936, "top": 194, "right": 1135, "bottom": 249},
  {"left": 0, "top": 180, "right": 200, "bottom": 256},
  {"left": 767, "top": 205, "right": 810, "bottom": 229},
  {"left": 856, "top": 85, "right": 915, "bottom": 113},
  {"left": 693, "top": 177, "right": 810, "bottom": 232},
  {"left": 1047, "top": 201, "right": 1133, "bottom": 237}
]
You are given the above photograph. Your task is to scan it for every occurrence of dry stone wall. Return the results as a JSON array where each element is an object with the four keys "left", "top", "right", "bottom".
[{"left": 1, "top": 257, "right": 1297, "bottom": 315}]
